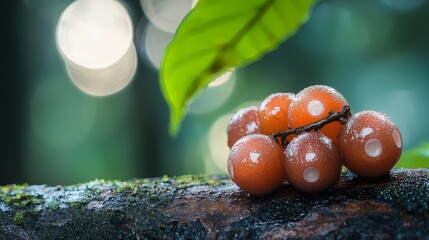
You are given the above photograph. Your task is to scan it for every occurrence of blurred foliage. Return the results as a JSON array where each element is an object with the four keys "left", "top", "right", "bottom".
[{"left": 396, "top": 143, "right": 429, "bottom": 168}]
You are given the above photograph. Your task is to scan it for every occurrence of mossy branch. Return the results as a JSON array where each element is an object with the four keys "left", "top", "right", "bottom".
[{"left": 1, "top": 169, "right": 429, "bottom": 239}]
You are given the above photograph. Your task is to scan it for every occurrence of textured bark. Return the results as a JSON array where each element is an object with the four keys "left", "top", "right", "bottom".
[{"left": 0, "top": 169, "right": 428, "bottom": 239}]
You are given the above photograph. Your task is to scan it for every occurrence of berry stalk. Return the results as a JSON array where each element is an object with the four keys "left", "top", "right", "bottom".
[{"left": 272, "top": 105, "right": 351, "bottom": 146}]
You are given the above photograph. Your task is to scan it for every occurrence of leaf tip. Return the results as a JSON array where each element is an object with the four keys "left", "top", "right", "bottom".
[{"left": 168, "top": 103, "right": 187, "bottom": 137}]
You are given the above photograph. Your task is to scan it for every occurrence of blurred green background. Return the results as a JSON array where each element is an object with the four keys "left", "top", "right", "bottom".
[{"left": 2, "top": 0, "right": 429, "bottom": 185}]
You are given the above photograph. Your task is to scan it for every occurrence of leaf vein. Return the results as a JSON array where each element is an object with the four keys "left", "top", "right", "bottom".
[
  {"left": 185, "top": 0, "right": 278, "bottom": 99},
  {"left": 169, "top": 48, "right": 217, "bottom": 75}
]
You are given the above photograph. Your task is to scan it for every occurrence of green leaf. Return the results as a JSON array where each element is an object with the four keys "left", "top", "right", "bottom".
[
  {"left": 161, "top": 0, "right": 316, "bottom": 135},
  {"left": 395, "top": 142, "right": 429, "bottom": 169}
]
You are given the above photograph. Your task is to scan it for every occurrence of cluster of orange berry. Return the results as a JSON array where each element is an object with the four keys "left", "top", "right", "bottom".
[{"left": 226, "top": 85, "right": 402, "bottom": 195}]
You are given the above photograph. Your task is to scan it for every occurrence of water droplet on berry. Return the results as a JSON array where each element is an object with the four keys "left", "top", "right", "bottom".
[
  {"left": 305, "top": 152, "right": 316, "bottom": 162},
  {"left": 392, "top": 129, "right": 402, "bottom": 148},
  {"left": 250, "top": 150, "right": 260, "bottom": 163},
  {"left": 270, "top": 106, "right": 281, "bottom": 115},
  {"left": 365, "top": 138, "right": 382, "bottom": 157},
  {"left": 307, "top": 100, "right": 324, "bottom": 116},
  {"left": 245, "top": 122, "right": 258, "bottom": 135},
  {"left": 303, "top": 166, "right": 320, "bottom": 183},
  {"left": 361, "top": 127, "right": 373, "bottom": 138}
]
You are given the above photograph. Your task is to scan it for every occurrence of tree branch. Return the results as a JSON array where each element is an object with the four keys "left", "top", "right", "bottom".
[{"left": 1, "top": 169, "right": 428, "bottom": 239}]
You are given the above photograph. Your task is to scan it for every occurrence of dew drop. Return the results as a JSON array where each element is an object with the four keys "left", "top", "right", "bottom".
[
  {"left": 245, "top": 122, "right": 258, "bottom": 134},
  {"left": 392, "top": 129, "right": 402, "bottom": 148},
  {"left": 365, "top": 138, "right": 382, "bottom": 158},
  {"left": 303, "top": 166, "right": 320, "bottom": 183},
  {"left": 270, "top": 106, "right": 280, "bottom": 116},
  {"left": 305, "top": 152, "right": 316, "bottom": 162},
  {"left": 250, "top": 151, "right": 260, "bottom": 163},
  {"left": 320, "top": 135, "right": 333, "bottom": 149},
  {"left": 361, "top": 127, "right": 373, "bottom": 138},
  {"left": 307, "top": 100, "right": 324, "bottom": 116}
]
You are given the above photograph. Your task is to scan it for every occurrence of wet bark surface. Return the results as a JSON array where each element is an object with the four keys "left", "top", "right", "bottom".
[{"left": 1, "top": 169, "right": 428, "bottom": 239}]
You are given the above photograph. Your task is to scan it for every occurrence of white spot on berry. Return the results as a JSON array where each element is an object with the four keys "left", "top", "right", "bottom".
[
  {"left": 303, "top": 166, "right": 320, "bottom": 183},
  {"left": 245, "top": 122, "right": 258, "bottom": 134},
  {"left": 320, "top": 135, "right": 333, "bottom": 150},
  {"left": 305, "top": 152, "right": 316, "bottom": 162},
  {"left": 270, "top": 106, "right": 281, "bottom": 116},
  {"left": 392, "top": 129, "right": 402, "bottom": 148},
  {"left": 365, "top": 138, "right": 382, "bottom": 158},
  {"left": 361, "top": 127, "right": 373, "bottom": 138},
  {"left": 307, "top": 100, "right": 324, "bottom": 116},
  {"left": 250, "top": 151, "right": 260, "bottom": 163}
]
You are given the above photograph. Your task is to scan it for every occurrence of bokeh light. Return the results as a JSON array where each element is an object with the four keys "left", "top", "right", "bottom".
[
  {"left": 138, "top": 0, "right": 200, "bottom": 69},
  {"left": 57, "top": 0, "right": 132, "bottom": 68},
  {"left": 205, "top": 100, "right": 262, "bottom": 175},
  {"left": 140, "top": 0, "right": 194, "bottom": 33},
  {"left": 192, "top": 0, "right": 199, "bottom": 8},
  {"left": 56, "top": 0, "right": 136, "bottom": 96},
  {"left": 65, "top": 47, "right": 137, "bottom": 96},
  {"left": 209, "top": 70, "right": 234, "bottom": 87},
  {"left": 189, "top": 71, "right": 236, "bottom": 115},
  {"left": 206, "top": 113, "right": 232, "bottom": 174},
  {"left": 140, "top": 22, "right": 174, "bottom": 69}
]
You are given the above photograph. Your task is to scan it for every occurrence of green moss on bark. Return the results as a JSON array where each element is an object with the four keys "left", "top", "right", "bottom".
[{"left": 0, "top": 170, "right": 428, "bottom": 239}]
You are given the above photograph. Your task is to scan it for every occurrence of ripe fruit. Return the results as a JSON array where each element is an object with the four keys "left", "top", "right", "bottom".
[
  {"left": 258, "top": 93, "right": 295, "bottom": 135},
  {"left": 225, "top": 85, "right": 403, "bottom": 195},
  {"left": 338, "top": 110, "right": 402, "bottom": 178},
  {"left": 288, "top": 85, "right": 348, "bottom": 142},
  {"left": 227, "top": 106, "right": 261, "bottom": 148},
  {"left": 284, "top": 132, "right": 342, "bottom": 193},
  {"left": 227, "top": 134, "right": 285, "bottom": 195}
]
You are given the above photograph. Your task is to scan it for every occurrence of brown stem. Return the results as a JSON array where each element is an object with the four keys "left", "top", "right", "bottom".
[{"left": 272, "top": 105, "right": 351, "bottom": 146}]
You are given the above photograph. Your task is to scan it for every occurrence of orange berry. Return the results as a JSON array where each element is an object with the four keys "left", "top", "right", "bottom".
[
  {"left": 227, "top": 106, "right": 261, "bottom": 148},
  {"left": 258, "top": 93, "right": 295, "bottom": 135},
  {"left": 227, "top": 134, "right": 285, "bottom": 195},
  {"left": 284, "top": 132, "right": 342, "bottom": 193},
  {"left": 288, "top": 85, "right": 348, "bottom": 142},
  {"left": 338, "top": 110, "right": 402, "bottom": 178}
]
